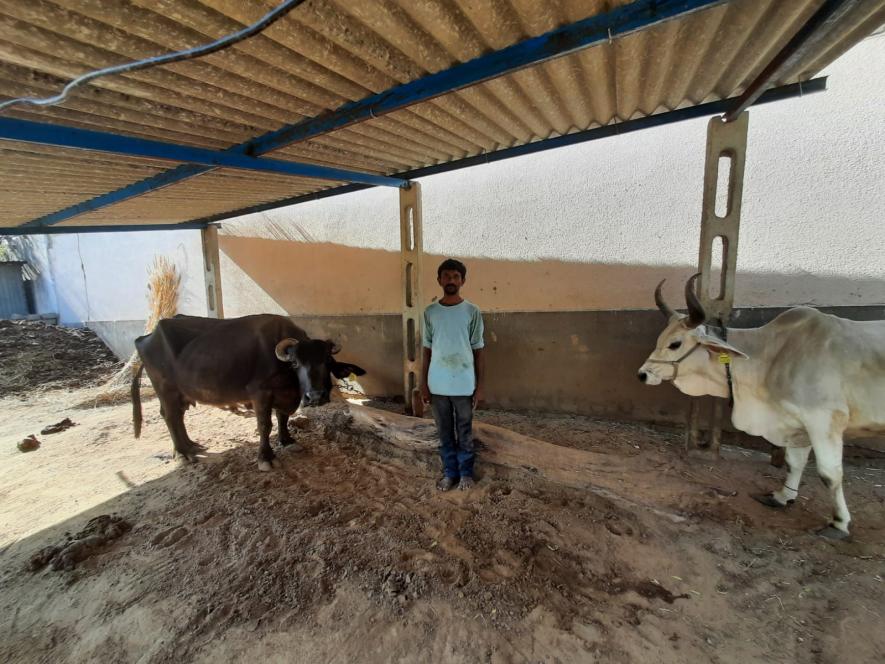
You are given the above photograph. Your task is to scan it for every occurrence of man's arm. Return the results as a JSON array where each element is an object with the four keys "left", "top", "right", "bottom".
[
  {"left": 472, "top": 348, "right": 485, "bottom": 409},
  {"left": 421, "top": 346, "right": 432, "bottom": 404}
]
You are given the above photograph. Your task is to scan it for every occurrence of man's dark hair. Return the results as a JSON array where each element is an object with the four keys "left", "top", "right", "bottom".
[{"left": 437, "top": 258, "right": 466, "bottom": 279}]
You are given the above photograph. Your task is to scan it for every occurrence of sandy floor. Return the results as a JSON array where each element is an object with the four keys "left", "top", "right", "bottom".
[{"left": 1, "top": 387, "right": 884, "bottom": 664}]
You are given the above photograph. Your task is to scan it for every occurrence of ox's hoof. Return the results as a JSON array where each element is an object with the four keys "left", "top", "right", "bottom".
[
  {"left": 815, "top": 525, "right": 850, "bottom": 541},
  {"left": 258, "top": 460, "right": 273, "bottom": 472},
  {"left": 751, "top": 492, "right": 793, "bottom": 509}
]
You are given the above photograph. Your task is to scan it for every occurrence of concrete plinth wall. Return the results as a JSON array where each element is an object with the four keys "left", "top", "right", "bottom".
[
  {"left": 287, "top": 309, "right": 686, "bottom": 422},
  {"left": 277, "top": 305, "right": 885, "bottom": 427}
]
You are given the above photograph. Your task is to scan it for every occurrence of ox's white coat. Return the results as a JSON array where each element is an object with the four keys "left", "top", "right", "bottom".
[{"left": 639, "top": 306, "right": 885, "bottom": 537}]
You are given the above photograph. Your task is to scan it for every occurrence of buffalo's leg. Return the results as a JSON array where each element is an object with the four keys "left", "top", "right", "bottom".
[
  {"left": 158, "top": 391, "right": 202, "bottom": 462},
  {"left": 276, "top": 409, "right": 296, "bottom": 446},
  {"left": 254, "top": 396, "right": 277, "bottom": 472}
]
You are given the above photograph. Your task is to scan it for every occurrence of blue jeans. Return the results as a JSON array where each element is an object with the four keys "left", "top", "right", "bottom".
[{"left": 430, "top": 395, "right": 475, "bottom": 479}]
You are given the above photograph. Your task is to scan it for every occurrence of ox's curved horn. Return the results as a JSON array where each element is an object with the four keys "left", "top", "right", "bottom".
[
  {"left": 654, "top": 279, "right": 675, "bottom": 320},
  {"left": 275, "top": 338, "right": 299, "bottom": 362},
  {"left": 684, "top": 273, "right": 706, "bottom": 328}
]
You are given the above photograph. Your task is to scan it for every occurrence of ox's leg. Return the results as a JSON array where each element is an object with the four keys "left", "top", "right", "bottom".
[
  {"left": 276, "top": 409, "right": 296, "bottom": 446},
  {"left": 254, "top": 396, "right": 278, "bottom": 472},
  {"left": 809, "top": 423, "right": 850, "bottom": 539},
  {"left": 768, "top": 446, "right": 811, "bottom": 506},
  {"left": 753, "top": 445, "right": 811, "bottom": 507}
]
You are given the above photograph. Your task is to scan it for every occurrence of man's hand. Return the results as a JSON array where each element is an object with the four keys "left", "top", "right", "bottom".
[
  {"left": 421, "top": 384, "right": 431, "bottom": 405},
  {"left": 472, "top": 387, "right": 484, "bottom": 410}
]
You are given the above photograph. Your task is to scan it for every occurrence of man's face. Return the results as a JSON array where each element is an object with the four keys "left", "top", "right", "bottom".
[{"left": 438, "top": 269, "right": 464, "bottom": 296}]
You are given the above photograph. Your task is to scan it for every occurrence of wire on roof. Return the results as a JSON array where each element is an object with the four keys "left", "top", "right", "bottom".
[{"left": 0, "top": 0, "right": 306, "bottom": 114}]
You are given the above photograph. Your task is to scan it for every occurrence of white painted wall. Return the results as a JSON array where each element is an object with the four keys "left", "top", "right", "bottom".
[{"left": 8, "top": 231, "right": 207, "bottom": 325}]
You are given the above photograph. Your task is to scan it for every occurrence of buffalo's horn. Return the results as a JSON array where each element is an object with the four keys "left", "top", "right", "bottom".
[
  {"left": 275, "top": 338, "right": 299, "bottom": 362},
  {"left": 684, "top": 273, "right": 706, "bottom": 328},
  {"left": 328, "top": 340, "right": 342, "bottom": 355},
  {"left": 654, "top": 279, "right": 675, "bottom": 319}
]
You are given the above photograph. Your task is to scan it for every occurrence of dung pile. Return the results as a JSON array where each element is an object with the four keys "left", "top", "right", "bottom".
[{"left": 0, "top": 320, "right": 120, "bottom": 397}]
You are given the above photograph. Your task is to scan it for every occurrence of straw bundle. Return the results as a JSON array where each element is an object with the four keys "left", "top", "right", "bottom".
[{"left": 84, "top": 256, "right": 181, "bottom": 404}]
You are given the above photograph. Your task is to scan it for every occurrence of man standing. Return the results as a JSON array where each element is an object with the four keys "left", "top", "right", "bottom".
[{"left": 421, "top": 258, "right": 485, "bottom": 491}]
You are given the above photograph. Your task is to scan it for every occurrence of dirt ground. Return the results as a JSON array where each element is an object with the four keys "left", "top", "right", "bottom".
[
  {"left": 1, "top": 320, "right": 884, "bottom": 663},
  {"left": 1, "top": 378, "right": 884, "bottom": 664}
]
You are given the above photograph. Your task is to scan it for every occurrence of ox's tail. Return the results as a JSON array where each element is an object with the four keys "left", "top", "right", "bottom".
[{"left": 132, "top": 362, "right": 145, "bottom": 439}]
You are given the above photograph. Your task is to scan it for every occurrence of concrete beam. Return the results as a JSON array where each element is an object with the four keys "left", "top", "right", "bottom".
[
  {"left": 688, "top": 112, "right": 749, "bottom": 456},
  {"left": 400, "top": 183, "right": 423, "bottom": 416},
  {"left": 201, "top": 225, "right": 224, "bottom": 319}
]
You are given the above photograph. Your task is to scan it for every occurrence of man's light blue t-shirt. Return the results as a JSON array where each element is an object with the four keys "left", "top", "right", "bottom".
[{"left": 422, "top": 299, "right": 485, "bottom": 397}]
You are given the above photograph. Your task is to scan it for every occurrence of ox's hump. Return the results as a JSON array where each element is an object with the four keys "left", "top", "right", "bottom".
[{"left": 769, "top": 306, "right": 825, "bottom": 328}]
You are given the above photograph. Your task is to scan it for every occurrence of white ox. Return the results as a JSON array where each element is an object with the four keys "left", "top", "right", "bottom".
[{"left": 637, "top": 275, "right": 885, "bottom": 539}]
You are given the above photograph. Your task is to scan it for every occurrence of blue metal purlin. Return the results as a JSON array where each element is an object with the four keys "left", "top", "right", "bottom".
[
  {"left": 2, "top": 223, "right": 209, "bottom": 236},
  {"left": 0, "top": 117, "right": 407, "bottom": 188},
  {"left": 22, "top": 0, "right": 727, "bottom": 229},
  {"left": 187, "top": 77, "right": 828, "bottom": 226}
]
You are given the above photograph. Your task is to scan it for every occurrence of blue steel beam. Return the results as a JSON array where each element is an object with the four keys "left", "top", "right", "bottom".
[
  {"left": 0, "top": 117, "right": 408, "bottom": 188},
  {"left": 186, "top": 77, "right": 828, "bottom": 226},
  {"left": 21, "top": 0, "right": 727, "bottom": 229},
  {"left": 2, "top": 223, "right": 208, "bottom": 236}
]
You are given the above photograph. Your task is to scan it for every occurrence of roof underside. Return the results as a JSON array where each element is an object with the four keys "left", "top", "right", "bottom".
[{"left": 1, "top": 0, "right": 883, "bottom": 231}]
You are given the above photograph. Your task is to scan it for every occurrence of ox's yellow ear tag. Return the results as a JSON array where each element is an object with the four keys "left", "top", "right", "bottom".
[
  {"left": 718, "top": 353, "right": 731, "bottom": 365},
  {"left": 348, "top": 373, "right": 356, "bottom": 381}
]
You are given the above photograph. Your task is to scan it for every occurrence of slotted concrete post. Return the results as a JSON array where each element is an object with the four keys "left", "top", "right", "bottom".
[
  {"left": 201, "top": 225, "right": 224, "bottom": 319},
  {"left": 688, "top": 112, "right": 748, "bottom": 456},
  {"left": 400, "top": 182, "right": 424, "bottom": 417}
]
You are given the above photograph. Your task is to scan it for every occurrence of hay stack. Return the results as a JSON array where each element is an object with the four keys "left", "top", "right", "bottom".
[{"left": 85, "top": 256, "right": 181, "bottom": 405}]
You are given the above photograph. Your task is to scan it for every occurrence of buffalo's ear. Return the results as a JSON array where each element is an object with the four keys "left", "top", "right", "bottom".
[
  {"left": 275, "top": 338, "right": 299, "bottom": 362},
  {"left": 331, "top": 362, "right": 367, "bottom": 378}
]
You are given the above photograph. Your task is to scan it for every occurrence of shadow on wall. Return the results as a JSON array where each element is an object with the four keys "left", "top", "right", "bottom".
[
  {"left": 218, "top": 235, "right": 885, "bottom": 424},
  {"left": 219, "top": 235, "right": 885, "bottom": 315}
]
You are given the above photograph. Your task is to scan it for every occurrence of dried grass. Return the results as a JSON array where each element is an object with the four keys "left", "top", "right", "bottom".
[{"left": 80, "top": 256, "right": 181, "bottom": 408}]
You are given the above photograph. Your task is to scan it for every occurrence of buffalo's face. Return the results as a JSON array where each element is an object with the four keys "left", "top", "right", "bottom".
[{"left": 275, "top": 338, "right": 366, "bottom": 406}]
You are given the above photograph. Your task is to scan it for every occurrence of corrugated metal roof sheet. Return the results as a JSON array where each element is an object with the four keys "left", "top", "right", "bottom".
[{"left": 0, "top": 0, "right": 883, "bottom": 230}]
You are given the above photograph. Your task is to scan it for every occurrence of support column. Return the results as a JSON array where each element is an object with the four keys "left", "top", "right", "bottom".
[
  {"left": 201, "top": 225, "right": 224, "bottom": 319},
  {"left": 688, "top": 112, "right": 748, "bottom": 456},
  {"left": 400, "top": 182, "right": 424, "bottom": 417}
]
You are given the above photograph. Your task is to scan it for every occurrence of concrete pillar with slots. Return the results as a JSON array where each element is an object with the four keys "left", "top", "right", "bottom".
[
  {"left": 201, "top": 225, "right": 224, "bottom": 319},
  {"left": 400, "top": 182, "right": 424, "bottom": 417},
  {"left": 687, "top": 113, "right": 748, "bottom": 456}
]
